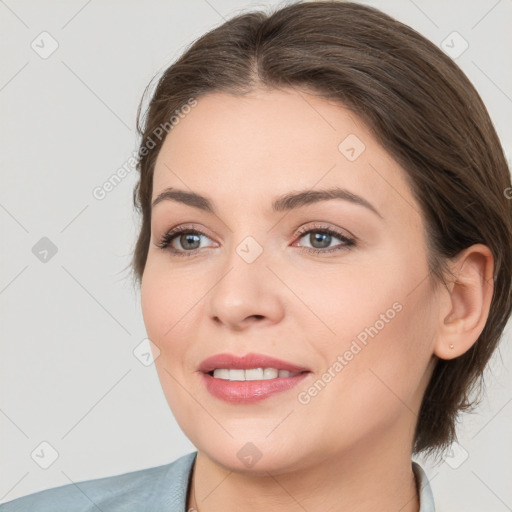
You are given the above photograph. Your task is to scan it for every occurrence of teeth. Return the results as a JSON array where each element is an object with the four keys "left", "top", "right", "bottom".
[
  {"left": 263, "top": 368, "right": 278, "bottom": 379},
  {"left": 212, "top": 368, "right": 301, "bottom": 381}
]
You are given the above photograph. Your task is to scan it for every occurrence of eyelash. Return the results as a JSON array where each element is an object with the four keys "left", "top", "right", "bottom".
[{"left": 155, "top": 223, "right": 356, "bottom": 257}]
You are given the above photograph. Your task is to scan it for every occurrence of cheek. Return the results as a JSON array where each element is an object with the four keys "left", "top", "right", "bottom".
[
  {"left": 141, "top": 270, "right": 184, "bottom": 362},
  {"left": 140, "top": 257, "right": 200, "bottom": 338},
  {"left": 140, "top": 260, "right": 212, "bottom": 390},
  {"left": 297, "top": 295, "right": 435, "bottom": 450},
  {"left": 282, "top": 251, "right": 415, "bottom": 350},
  {"left": 141, "top": 268, "right": 168, "bottom": 340},
  {"left": 140, "top": 267, "right": 198, "bottom": 409},
  {"left": 293, "top": 249, "right": 434, "bottom": 401},
  {"left": 325, "top": 275, "right": 436, "bottom": 416}
]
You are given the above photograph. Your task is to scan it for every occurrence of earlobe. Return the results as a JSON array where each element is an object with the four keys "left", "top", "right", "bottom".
[{"left": 433, "top": 244, "right": 495, "bottom": 360}]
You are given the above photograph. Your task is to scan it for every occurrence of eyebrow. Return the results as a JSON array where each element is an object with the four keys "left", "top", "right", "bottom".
[{"left": 151, "top": 186, "right": 383, "bottom": 219}]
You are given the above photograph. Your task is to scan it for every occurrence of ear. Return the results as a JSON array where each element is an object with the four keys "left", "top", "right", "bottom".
[{"left": 434, "top": 244, "right": 495, "bottom": 360}]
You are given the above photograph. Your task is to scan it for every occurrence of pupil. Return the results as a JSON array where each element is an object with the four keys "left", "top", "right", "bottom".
[
  {"left": 310, "top": 231, "right": 331, "bottom": 248},
  {"left": 181, "top": 233, "right": 200, "bottom": 250}
]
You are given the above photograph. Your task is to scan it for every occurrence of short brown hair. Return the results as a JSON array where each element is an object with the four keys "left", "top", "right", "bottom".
[{"left": 131, "top": 1, "right": 512, "bottom": 458}]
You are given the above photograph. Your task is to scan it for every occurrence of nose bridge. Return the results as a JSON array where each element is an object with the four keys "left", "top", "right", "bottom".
[
  {"left": 219, "top": 206, "right": 271, "bottom": 274},
  {"left": 215, "top": 231, "right": 269, "bottom": 301},
  {"left": 206, "top": 230, "right": 284, "bottom": 328}
]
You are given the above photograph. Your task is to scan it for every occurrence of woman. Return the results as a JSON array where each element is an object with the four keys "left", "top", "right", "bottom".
[{"left": 1, "top": 1, "right": 510, "bottom": 511}]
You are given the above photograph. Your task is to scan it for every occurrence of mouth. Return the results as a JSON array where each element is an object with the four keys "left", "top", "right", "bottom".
[
  {"left": 198, "top": 352, "right": 311, "bottom": 377},
  {"left": 198, "top": 353, "right": 312, "bottom": 401},
  {"left": 205, "top": 368, "right": 310, "bottom": 380}
]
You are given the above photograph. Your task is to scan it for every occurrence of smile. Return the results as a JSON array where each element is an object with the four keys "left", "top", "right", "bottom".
[{"left": 210, "top": 368, "right": 303, "bottom": 381}]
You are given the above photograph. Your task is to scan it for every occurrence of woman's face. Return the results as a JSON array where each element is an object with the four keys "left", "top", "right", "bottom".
[{"left": 141, "top": 88, "right": 439, "bottom": 472}]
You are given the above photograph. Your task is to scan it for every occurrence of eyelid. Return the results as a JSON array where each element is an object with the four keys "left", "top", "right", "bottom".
[{"left": 293, "top": 221, "right": 355, "bottom": 240}]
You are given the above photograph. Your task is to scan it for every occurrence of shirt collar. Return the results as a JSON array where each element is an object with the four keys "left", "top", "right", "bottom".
[{"left": 413, "top": 461, "right": 437, "bottom": 511}]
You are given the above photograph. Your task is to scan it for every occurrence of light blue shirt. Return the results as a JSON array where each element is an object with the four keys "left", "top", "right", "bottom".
[{"left": 0, "top": 452, "right": 436, "bottom": 511}]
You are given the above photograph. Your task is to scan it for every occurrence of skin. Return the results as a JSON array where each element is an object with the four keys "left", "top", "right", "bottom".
[{"left": 140, "top": 87, "right": 494, "bottom": 512}]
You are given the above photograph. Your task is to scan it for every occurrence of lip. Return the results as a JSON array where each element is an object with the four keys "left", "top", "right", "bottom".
[
  {"left": 201, "top": 371, "right": 311, "bottom": 403},
  {"left": 198, "top": 352, "right": 311, "bottom": 374}
]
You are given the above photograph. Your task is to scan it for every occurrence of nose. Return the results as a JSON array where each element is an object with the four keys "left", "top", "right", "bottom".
[{"left": 206, "top": 243, "right": 286, "bottom": 331}]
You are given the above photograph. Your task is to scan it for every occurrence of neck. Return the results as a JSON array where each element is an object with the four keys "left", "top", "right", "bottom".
[{"left": 187, "top": 432, "right": 420, "bottom": 512}]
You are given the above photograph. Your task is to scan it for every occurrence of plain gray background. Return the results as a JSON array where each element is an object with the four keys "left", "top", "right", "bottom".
[{"left": 1, "top": 0, "right": 511, "bottom": 510}]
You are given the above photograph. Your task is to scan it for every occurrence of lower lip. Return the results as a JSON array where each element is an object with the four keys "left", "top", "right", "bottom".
[{"left": 201, "top": 372, "right": 311, "bottom": 403}]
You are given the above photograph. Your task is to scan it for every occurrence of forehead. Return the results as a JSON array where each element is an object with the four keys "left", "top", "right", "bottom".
[{"left": 152, "top": 88, "right": 420, "bottom": 224}]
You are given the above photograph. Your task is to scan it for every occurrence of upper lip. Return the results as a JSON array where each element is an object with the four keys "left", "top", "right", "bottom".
[{"left": 198, "top": 352, "right": 311, "bottom": 374}]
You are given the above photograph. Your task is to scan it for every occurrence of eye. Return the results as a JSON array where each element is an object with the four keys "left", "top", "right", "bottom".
[
  {"left": 155, "top": 223, "right": 356, "bottom": 258},
  {"left": 155, "top": 225, "right": 216, "bottom": 257},
  {"left": 293, "top": 224, "right": 356, "bottom": 254}
]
